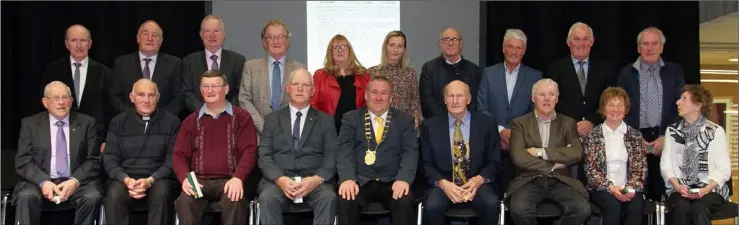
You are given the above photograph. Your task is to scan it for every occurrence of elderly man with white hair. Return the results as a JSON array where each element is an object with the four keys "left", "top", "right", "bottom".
[
  {"left": 506, "top": 78, "right": 590, "bottom": 225},
  {"left": 617, "top": 26, "right": 684, "bottom": 202},
  {"left": 477, "top": 28, "right": 542, "bottom": 193}
]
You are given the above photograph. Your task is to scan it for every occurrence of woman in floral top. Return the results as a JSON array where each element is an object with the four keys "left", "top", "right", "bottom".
[
  {"left": 582, "top": 87, "right": 647, "bottom": 225},
  {"left": 367, "top": 30, "right": 423, "bottom": 128}
]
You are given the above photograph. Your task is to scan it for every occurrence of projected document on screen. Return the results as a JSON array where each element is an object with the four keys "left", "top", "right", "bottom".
[{"left": 306, "top": 1, "right": 400, "bottom": 73}]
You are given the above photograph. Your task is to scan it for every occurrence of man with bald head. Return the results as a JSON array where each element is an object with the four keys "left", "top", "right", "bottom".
[
  {"left": 421, "top": 80, "right": 501, "bottom": 225},
  {"left": 182, "top": 15, "right": 246, "bottom": 115},
  {"left": 257, "top": 68, "right": 338, "bottom": 225},
  {"left": 41, "top": 24, "right": 111, "bottom": 151},
  {"left": 103, "top": 79, "right": 181, "bottom": 225},
  {"left": 14, "top": 81, "right": 102, "bottom": 225},
  {"left": 419, "top": 27, "right": 482, "bottom": 119},
  {"left": 618, "top": 27, "right": 684, "bottom": 201},
  {"left": 110, "top": 20, "right": 183, "bottom": 118}
]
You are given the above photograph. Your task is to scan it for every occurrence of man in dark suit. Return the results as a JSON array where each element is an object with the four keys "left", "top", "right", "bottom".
[
  {"left": 257, "top": 68, "right": 338, "bottom": 225},
  {"left": 337, "top": 76, "right": 418, "bottom": 225},
  {"left": 14, "top": 81, "right": 103, "bottom": 225},
  {"left": 421, "top": 80, "right": 501, "bottom": 225},
  {"left": 507, "top": 79, "right": 590, "bottom": 225},
  {"left": 41, "top": 24, "right": 111, "bottom": 151},
  {"left": 617, "top": 27, "right": 684, "bottom": 201},
  {"left": 109, "top": 20, "right": 182, "bottom": 117},
  {"left": 477, "top": 28, "right": 541, "bottom": 193},
  {"left": 419, "top": 27, "right": 482, "bottom": 119},
  {"left": 182, "top": 15, "right": 246, "bottom": 115}
]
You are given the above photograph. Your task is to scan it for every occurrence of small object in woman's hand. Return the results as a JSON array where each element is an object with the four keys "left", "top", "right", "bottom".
[
  {"left": 688, "top": 188, "right": 700, "bottom": 194},
  {"left": 622, "top": 187, "right": 632, "bottom": 194}
]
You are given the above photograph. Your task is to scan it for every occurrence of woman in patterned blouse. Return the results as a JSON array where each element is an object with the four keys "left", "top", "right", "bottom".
[
  {"left": 367, "top": 30, "right": 423, "bottom": 128},
  {"left": 582, "top": 87, "right": 647, "bottom": 225},
  {"left": 661, "top": 85, "right": 731, "bottom": 225}
]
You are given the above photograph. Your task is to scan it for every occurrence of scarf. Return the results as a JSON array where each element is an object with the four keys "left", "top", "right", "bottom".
[{"left": 678, "top": 116, "right": 706, "bottom": 186}]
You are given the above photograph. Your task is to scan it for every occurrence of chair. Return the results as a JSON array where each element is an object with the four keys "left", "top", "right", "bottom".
[
  {"left": 1, "top": 192, "right": 101, "bottom": 225},
  {"left": 99, "top": 196, "right": 179, "bottom": 225},
  {"left": 253, "top": 201, "right": 315, "bottom": 225},
  {"left": 174, "top": 200, "right": 256, "bottom": 225}
]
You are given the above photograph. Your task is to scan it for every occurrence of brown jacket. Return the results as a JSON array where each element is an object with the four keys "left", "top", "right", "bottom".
[{"left": 506, "top": 112, "right": 587, "bottom": 199}]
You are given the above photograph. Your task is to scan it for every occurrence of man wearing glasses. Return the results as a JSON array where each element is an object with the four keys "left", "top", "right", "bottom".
[
  {"left": 174, "top": 70, "right": 258, "bottom": 225},
  {"left": 419, "top": 27, "right": 482, "bottom": 119},
  {"left": 14, "top": 81, "right": 103, "bottom": 225},
  {"left": 239, "top": 20, "right": 307, "bottom": 140}
]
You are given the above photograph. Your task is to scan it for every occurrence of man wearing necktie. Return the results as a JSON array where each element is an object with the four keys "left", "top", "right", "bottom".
[
  {"left": 182, "top": 15, "right": 246, "bottom": 116},
  {"left": 256, "top": 68, "right": 338, "bottom": 225},
  {"left": 337, "top": 76, "right": 418, "bottom": 225},
  {"left": 14, "top": 81, "right": 103, "bottom": 225},
  {"left": 420, "top": 81, "right": 501, "bottom": 225}
]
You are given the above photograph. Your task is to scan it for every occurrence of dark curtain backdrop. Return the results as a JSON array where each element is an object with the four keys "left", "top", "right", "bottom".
[
  {"left": 1, "top": 1, "right": 206, "bottom": 150},
  {"left": 482, "top": 1, "right": 699, "bottom": 84}
]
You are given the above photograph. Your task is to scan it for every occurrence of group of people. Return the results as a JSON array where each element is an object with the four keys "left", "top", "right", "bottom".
[{"left": 11, "top": 13, "right": 731, "bottom": 225}]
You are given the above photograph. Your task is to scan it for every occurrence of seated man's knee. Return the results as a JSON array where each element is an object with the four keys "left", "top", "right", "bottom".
[
  {"left": 423, "top": 197, "right": 447, "bottom": 214},
  {"left": 175, "top": 194, "right": 197, "bottom": 209},
  {"left": 508, "top": 194, "right": 537, "bottom": 217},
  {"left": 79, "top": 188, "right": 103, "bottom": 205},
  {"left": 313, "top": 189, "right": 337, "bottom": 205}
]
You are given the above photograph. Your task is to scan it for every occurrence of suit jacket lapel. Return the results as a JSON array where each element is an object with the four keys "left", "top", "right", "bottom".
[
  {"left": 435, "top": 116, "right": 452, "bottom": 171},
  {"left": 281, "top": 60, "right": 294, "bottom": 107},
  {"left": 198, "top": 51, "right": 209, "bottom": 72},
  {"left": 297, "top": 108, "right": 318, "bottom": 150},
  {"left": 497, "top": 67, "right": 510, "bottom": 107},
  {"left": 220, "top": 51, "right": 233, "bottom": 75},
  {"left": 468, "top": 114, "right": 481, "bottom": 168},
  {"left": 528, "top": 114, "right": 543, "bottom": 148},
  {"left": 38, "top": 114, "right": 52, "bottom": 170},
  {"left": 68, "top": 113, "right": 81, "bottom": 169},
  {"left": 133, "top": 53, "right": 144, "bottom": 78},
  {"left": 152, "top": 56, "right": 166, "bottom": 84},
  {"left": 280, "top": 109, "right": 293, "bottom": 149}
]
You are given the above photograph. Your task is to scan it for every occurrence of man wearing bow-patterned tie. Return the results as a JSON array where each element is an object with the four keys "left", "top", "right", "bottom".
[{"left": 337, "top": 75, "right": 418, "bottom": 225}]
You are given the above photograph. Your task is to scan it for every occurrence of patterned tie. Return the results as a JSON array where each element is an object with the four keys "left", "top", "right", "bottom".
[
  {"left": 73, "top": 63, "right": 81, "bottom": 106},
  {"left": 646, "top": 65, "right": 661, "bottom": 126},
  {"left": 55, "top": 121, "right": 70, "bottom": 178},
  {"left": 143, "top": 58, "right": 152, "bottom": 79},
  {"left": 293, "top": 111, "right": 302, "bottom": 151},
  {"left": 576, "top": 61, "right": 586, "bottom": 94},
  {"left": 452, "top": 120, "right": 469, "bottom": 186},
  {"left": 375, "top": 117, "right": 384, "bottom": 143},
  {"left": 210, "top": 55, "right": 219, "bottom": 71},
  {"left": 271, "top": 61, "right": 282, "bottom": 111}
]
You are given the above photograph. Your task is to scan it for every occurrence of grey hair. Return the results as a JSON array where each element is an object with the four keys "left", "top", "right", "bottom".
[
  {"left": 637, "top": 27, "right": 666, "bottom": 45},
  {"left": 531, "top": 78, "right": 559, "bottom": 96},
  {"left": 44, "top": 81, "right": 72, "bottom": 97},
  {"left": 503, "top": 29, "right": 527, "bottom": 48},
  {"left": 567, "top": 22, "right": 594, "bottom": 41},
  {"left": 200, "top": 15, "right": 225, "bottom": 32},
  {"left": 287, "top": 68, "right": 314, "bottom": 86},
  {"left": 131, "top": 78, "right": 160, "bottom": 95}
]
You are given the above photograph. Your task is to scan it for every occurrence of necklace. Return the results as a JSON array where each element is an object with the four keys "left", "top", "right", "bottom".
[{"left": 363, "top": 110, "right": 391, "bottom": 165}]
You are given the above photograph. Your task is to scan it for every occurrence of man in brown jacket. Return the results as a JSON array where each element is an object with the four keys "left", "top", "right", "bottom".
[{"left": 506, "top": 78, "right": 590, "bottom": 225}]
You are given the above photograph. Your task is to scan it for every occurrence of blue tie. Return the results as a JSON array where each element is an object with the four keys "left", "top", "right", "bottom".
[
  {"left": 55, "top": 121, "right": 70, "bottom": 178},
  {"left": 293, "top": 111, "right": 302, "bottom": 151},
  {"left": 271, "top": 61, "right": 282, "bottom": 111}
]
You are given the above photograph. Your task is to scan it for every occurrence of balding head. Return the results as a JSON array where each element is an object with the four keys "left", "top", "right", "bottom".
[
  {"left": 439, "top": 27, "right": 463, "bottom": 60},
  {"left": 42, "top": 81, "right": 73, "bottom": 119},
  {"left": 65, "top": 24, "right": 92, "bottom": 62},
  {"left": 444, "top": 80, "right": 471, "bottom": 119},
  {"left": 137, "top": 20, "right": 163, "bottom": 56},
  {"left": 129, "top": 79, "right": 160, "bottom": 116}
]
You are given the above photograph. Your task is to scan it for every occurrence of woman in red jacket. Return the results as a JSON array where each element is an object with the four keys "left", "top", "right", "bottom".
[{"left": 311, "top": 34, "right": 371, "bottom": 132}]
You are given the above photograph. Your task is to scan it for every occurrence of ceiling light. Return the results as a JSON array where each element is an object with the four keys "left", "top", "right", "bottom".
[
  {"left": 729, "top": 59, "right": 738, "bottom": 62},
  {"left": 700, "top": 69, "right": 738, "bottom": 75}
]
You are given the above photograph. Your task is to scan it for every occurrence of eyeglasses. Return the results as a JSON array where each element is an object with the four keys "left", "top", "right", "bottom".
[
  {"left": 264, "top": 35, "right": 288, "bottom": 42},
  {"left": 200, "top": 84, "right": 226, "bottom": 90},
  {"left": 332, "top": 44, "right": 349, "bottom": 52},
  {"left": 45, "top": 95, "right": 72, "bottom": 102},
  {"left": 440, "top": 37, "right": 462, "bottom": 44}
]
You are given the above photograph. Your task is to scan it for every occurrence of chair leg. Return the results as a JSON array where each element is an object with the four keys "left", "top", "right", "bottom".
[
  {"left": 175, "top": 214, "right": 180, "bottom": 225},
  {"left": 416, "top": 202, "right": 423, "bottom": 225},
  {"left": 99, "top": 204, "right": 105, "bottom": 225},
  {"left": 499, "top": 200, "right": 505, "bottom": 225},
  {"left": 1, "top": 193, "right": 8, "bottom": 225},
  {"left": 333, "top": 215, "right": 337, "bottom": 225},
  {"left": 249, "top": 200, "right": 254, "bottom": 225},
  {"left": 255, "top": 202, "right": 260, "bottom": 225}
]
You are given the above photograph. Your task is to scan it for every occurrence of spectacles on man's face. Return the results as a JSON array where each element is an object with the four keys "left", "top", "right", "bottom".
[
  {"left": 200, "top": 84, "right": 226, "bottom": 90},
  {"left": 440, "top": 37, "right": 462, "bottom": 44},
  {"left": 332, "top": 44, "right": 349, "bottom": 52},
  {"left": 45, "top": 95, "right": 72, "bottom": 102},
  {"left": 264, "top": 35, "right": 288, "bottom": 43}
]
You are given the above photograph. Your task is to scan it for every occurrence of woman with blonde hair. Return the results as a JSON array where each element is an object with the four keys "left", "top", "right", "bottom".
[
  {"left": 367, "top": 30, "right": 423, "bottom": 128},
  {"left": 311, "top": 34, "right": 371, "bottom": 132}
]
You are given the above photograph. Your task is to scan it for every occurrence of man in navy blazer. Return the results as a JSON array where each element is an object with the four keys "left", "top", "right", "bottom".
[
  {"left": 477, "top": 29, "right": 541, "bottom": 192},
  {"left": 617, "top": 27, "right": 684, "bottom": 201},
  {"left": 421, "top": 80, "right": 501, "bottom": 225}
]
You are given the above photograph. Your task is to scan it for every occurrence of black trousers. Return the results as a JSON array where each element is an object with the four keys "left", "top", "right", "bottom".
[
  {"left": 103, "top": 179, "right": 177, "bottom": 225},
  {"left": 174, "top": 178, "right": 249, "bottom": 225},
  {"left": 590, "top": 190, "right": 645, "bottom": 225},
  {"left": 508, "top": 177, "right": 591, "bottom": 225},
  {"left": 640, "top": 127, "right": 665, "bottom": 202},
  {"left": 337, "top": 180, "right": 415, "bottom": 225},
  {"left": 12, "top": 180, "right": 103, "bottom": 225},
  {"left": 423, "top": 184, "right": 500, "bottom": 225},
  {"left": 668, "top": 192, "right": 725, "bottom": 225}
]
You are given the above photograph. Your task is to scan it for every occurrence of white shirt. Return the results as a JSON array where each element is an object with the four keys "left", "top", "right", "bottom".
[
  {"left": 497, "top": 63, "right": 521, "bottom": 133},
  {"left": 49, "top": 114, "right": 71, "bottom": 179},
  {"left": 205, "top": 48, "right": 222, "bottom": 70},
  {"left": 289, "top": 104, "right": 310, "bottom": 138},
  {"left": 602, "top": 122, "right": 629, "bottom": 188},
  {"left": 370, "top": 110, "right": 389, "bottom": 136},
  {"left": 139, "top": 51, "right": 158, "bottom": 79},
  {"left": 70, "top": 56, "right": 89, "bottom": 103}
]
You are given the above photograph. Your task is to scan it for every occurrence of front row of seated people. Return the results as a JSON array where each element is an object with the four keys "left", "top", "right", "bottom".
[{"left": 13, "top": 68, "right": 731, "bottom": 225}]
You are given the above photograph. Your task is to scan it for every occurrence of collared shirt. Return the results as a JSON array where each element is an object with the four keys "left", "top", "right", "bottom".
[
  {"left": 634, "top": 57, "right": 665, "bottom": 128},
  {"left": 504, "top": 63, "right": 521, "bottom": 103},
  {"left": 289, "top": 104, "right": 310, "bottom": 138},
  {"left": 205, "top": 48, "right": 222, "bottom": 70},
  {"left": 602, "top": 121, "right": 629, "bottom": 188},
  {"left": 198, "top": 102, "right": 234, "bottom": 120},
  {"left": 445, "top": 57, "right": 462, "bottom": 65},
  {"left": 448, "top": 111, "right": 471, "bottom": 146},
  {"left": 534, "top": 111, "right": 556, "bottom": 160},
  {"left": 139, "top": 51, "right": 158, "bottom": 79},
  {"left": 571, "top": 56, "right": 589, "bottom": 79},
  {"left": 49, "top": 114, "right": 71, "bottom": 179},
  {"left": 268, "top": 55, "right": 286, "bottom": 91},
  {"left": 369, "top": 110, "right": 389, "bottom": 135},
  {"left": 69, "top": 56, "right": 89, "bottom": 102}
]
